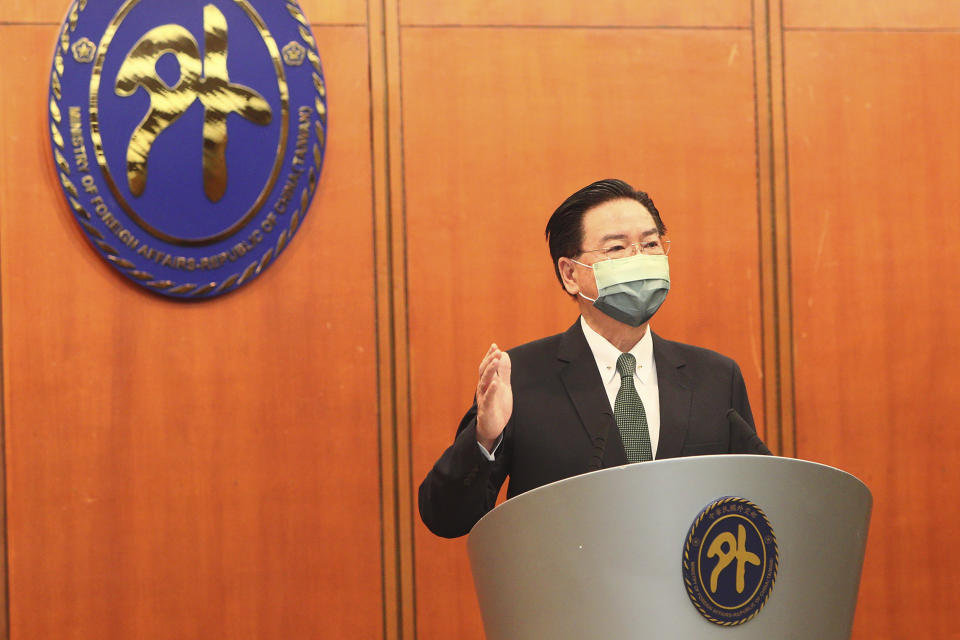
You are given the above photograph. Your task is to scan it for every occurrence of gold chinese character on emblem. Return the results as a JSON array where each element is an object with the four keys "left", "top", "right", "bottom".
[
  {"left": 114, "top": 4, "right": 272, "bottom": 202},
  {"left": 707, "top": 524, "right": 762, "bottom": 594}
]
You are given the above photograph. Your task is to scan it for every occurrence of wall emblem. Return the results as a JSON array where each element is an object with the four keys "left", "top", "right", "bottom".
[
  {"left": 48, "top": 0, "right": 327, "bottom": 298},
  {"left": 682, "top": 496, "right": 778, "bottom": 626}
]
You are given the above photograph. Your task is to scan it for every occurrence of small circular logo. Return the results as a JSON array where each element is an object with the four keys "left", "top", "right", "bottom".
[
  {"left": 48, "top": 0, "right": 327, "bottom": 298},
  {"left": 682, "top": 496, "right": 778, "bottom": 626}
]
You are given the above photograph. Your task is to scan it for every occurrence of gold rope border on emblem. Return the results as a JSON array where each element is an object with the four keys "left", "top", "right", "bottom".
[
  {"left": 50, "top": 0, "right": 327, "bottom": 296},
  {"left": 89, "top": 0, "right": 289, "bottom": 248},
  {"left": 681, "top": 496, "right": 780, "bottom": 627}
]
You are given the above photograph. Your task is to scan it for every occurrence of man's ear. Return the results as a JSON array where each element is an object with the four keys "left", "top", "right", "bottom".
[{"left": 558, "top": 257, "right": 580, "bottom": 296}]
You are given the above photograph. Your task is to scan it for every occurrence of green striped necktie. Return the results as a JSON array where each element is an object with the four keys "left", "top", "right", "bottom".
[{"left": 614, "top": 352, "right": 653, "bottom": 463}]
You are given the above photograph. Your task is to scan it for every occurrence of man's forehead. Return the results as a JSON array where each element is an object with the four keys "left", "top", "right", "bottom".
[{"left": 581, "top": 199, "right": 656, "bottom": 237}]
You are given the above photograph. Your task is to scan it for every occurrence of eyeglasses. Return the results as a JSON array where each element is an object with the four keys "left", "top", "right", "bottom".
[{"left": 579, "top": 237, "right": 671, "bottom": 261}]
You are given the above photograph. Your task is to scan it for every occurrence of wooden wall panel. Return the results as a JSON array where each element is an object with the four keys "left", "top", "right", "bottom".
[
  {"left": 785, "top": 0, "right": 960, "bottom": 29},
  {"left": 785, "top": 31, "right": 960, "bottom": 639},
  {"left": 7, "top": 2, "right": 957, "bottom": 639},
  {"left": 402, "top": 26, "right": 763, "bottom": 639},
  {"left": 0, "top": 0, "right": 67, "bottom": 23},
  {"left": 301, "top": 0, "right": 368, "bottom": 25},
  {"left": 0, "top": 24, "right": 382, "bottom": 640},
  {"left": 0, "top": 0, "right": 365, "bottom": 26},
  {"left": 400, "top": 0, "right": 750, "bottom": 27}
]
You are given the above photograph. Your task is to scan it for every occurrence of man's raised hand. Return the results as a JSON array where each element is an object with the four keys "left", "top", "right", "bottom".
[{"left": 476, "top": 343, "right": 512, "bottom": 453}]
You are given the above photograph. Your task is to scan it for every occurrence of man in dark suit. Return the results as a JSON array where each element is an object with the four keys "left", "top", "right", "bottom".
[{"left": 419, "top": 179, "right": 769, "bottom": 538}]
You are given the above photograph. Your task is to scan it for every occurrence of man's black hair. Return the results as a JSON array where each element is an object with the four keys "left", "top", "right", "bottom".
[{"left": 544, "top": 178, "right": 667, "bottom": 289}]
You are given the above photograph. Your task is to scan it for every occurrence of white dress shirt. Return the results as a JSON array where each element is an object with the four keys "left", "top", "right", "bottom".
[
  {"left": 479, "top": 317, "right": 660, "bottom": 460},
  {"left": 579, "top": 316, "right": 661, "bottom": 458}
]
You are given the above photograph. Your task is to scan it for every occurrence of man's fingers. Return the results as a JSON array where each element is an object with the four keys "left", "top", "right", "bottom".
[
  {"left": 479, "top": 377, "right": 505, "bottom": 414},
  {"left": 498, "top": 351, "right": 512, "bottom": 385},
  {"left": 476, "top": 349, "right": 512, "bottom": 443},
  {"left": 477, "top": 352, "right": 500, "bottom": 395},
  {"left": 478, "top": 344, "right": 512, "bottom": 404},
  {"left": 478, "top": 343, "right": 499, "bottom": 376}
]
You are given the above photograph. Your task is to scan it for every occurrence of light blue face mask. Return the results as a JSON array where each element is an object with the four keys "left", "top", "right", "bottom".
[{"left": 573, "top": 254, "right": 670, "bottom": 327}]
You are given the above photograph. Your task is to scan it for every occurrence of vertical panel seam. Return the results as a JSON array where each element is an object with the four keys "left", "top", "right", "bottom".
[
  {"left": 753, "top": 0, "right": 797, "bottom": 457},
  {"left": 752, "top": 0, "right": 782, "bottom": 452},
  {"left": 767, "top": 0, "right": 797, "bottom": 457},
  {"left": 389, "top": 17, "right": 418, "bottom": 640},
  {"left": 751, "top": 0, "right": 768, "bottom": 441},
  {"left": 371, "top": 0, "right": 417, "bottom": 637},
  {"left": 0, "top": 60, "right": 12, "bottom": 637},
  {"left": 0, "top": 206, "right": 10, "bottom": 640},
  {"left": 364, "top": 2, "right": 400, "bottom": 638},
  {"left": 776, "top": 0, "right": 798, "bottom": 456},
  {"left": 766, "top": 0, "right": 786, "bottom": 454}
]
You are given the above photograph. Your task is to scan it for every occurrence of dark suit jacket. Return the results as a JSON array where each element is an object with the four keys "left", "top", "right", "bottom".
[{"left": 418, "top": 320, "right": 767, "bottom": 538}]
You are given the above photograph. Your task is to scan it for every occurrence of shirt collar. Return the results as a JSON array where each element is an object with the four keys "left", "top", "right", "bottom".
[{"left": 579, "top": 316, "right": 655, "bottom": 385}]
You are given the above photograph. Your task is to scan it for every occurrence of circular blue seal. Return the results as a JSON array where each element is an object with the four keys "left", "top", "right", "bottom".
[
  {"left": 47, "top": 0, "right": 327, "bottom": 298},
  {"left": 682, "top": 496, "right": 779, "bottom": 626}
]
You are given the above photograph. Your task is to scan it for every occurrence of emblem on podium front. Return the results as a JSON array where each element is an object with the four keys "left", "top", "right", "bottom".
[
  {"left": 47, "top": 0, "right": 327, "bottom": 298},
  {"left": 682, "top": 496, "right": 778, "bottom": 626}
]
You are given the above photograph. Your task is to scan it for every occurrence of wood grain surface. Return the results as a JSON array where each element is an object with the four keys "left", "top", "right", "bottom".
[
  {"left": 1, "top": 24, "right": 382, "bottom": 640},
  {"left": 401, "top": 25, "right": 763, "bottom": 639},
  {"left": 2, "top": 1, "right": 959, "bottom": 639},
  {"left": 400, "top": 0, "right": 750, "bottom": 27},
  {"left": 785, "top": 0, "right": 960, "bottom": 29},
  {"left": 785, "top": 30, "right": 960, "bottom": 639}
]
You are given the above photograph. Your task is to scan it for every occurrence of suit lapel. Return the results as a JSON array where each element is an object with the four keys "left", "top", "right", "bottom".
[
  {"left": 557, "top": 321, "right": 624, "bottom": 467},
  {"left": 653, "top": 333, "right": 692, "bottom": 459}
]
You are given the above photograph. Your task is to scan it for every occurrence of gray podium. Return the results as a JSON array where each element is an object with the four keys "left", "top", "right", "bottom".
[{"left": 467, "top": 455, "right": 871, "bottom": 640}]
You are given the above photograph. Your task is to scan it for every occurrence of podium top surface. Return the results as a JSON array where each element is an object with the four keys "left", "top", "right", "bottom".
[
  {"left": 466, "top": 455, "right": 872, "bottom": 640},
  {"left": 472, "top": 455, "right": 869, "bottom": 537}
]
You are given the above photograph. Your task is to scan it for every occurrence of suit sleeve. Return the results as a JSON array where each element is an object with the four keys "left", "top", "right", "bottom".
[
  {"left": 418, "top": 402, "right": 511, "bottom": 538},
  {"left": 728, "top": 362, "right": 772, "bottom": 455}
]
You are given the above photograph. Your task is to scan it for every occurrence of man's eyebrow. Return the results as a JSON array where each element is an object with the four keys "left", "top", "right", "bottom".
[
  {"left": 597, "top": 228, "right": 659, "bottom": 243},
  {"left": 598, "top": 233, "right": 628, "bottom": 243}
]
